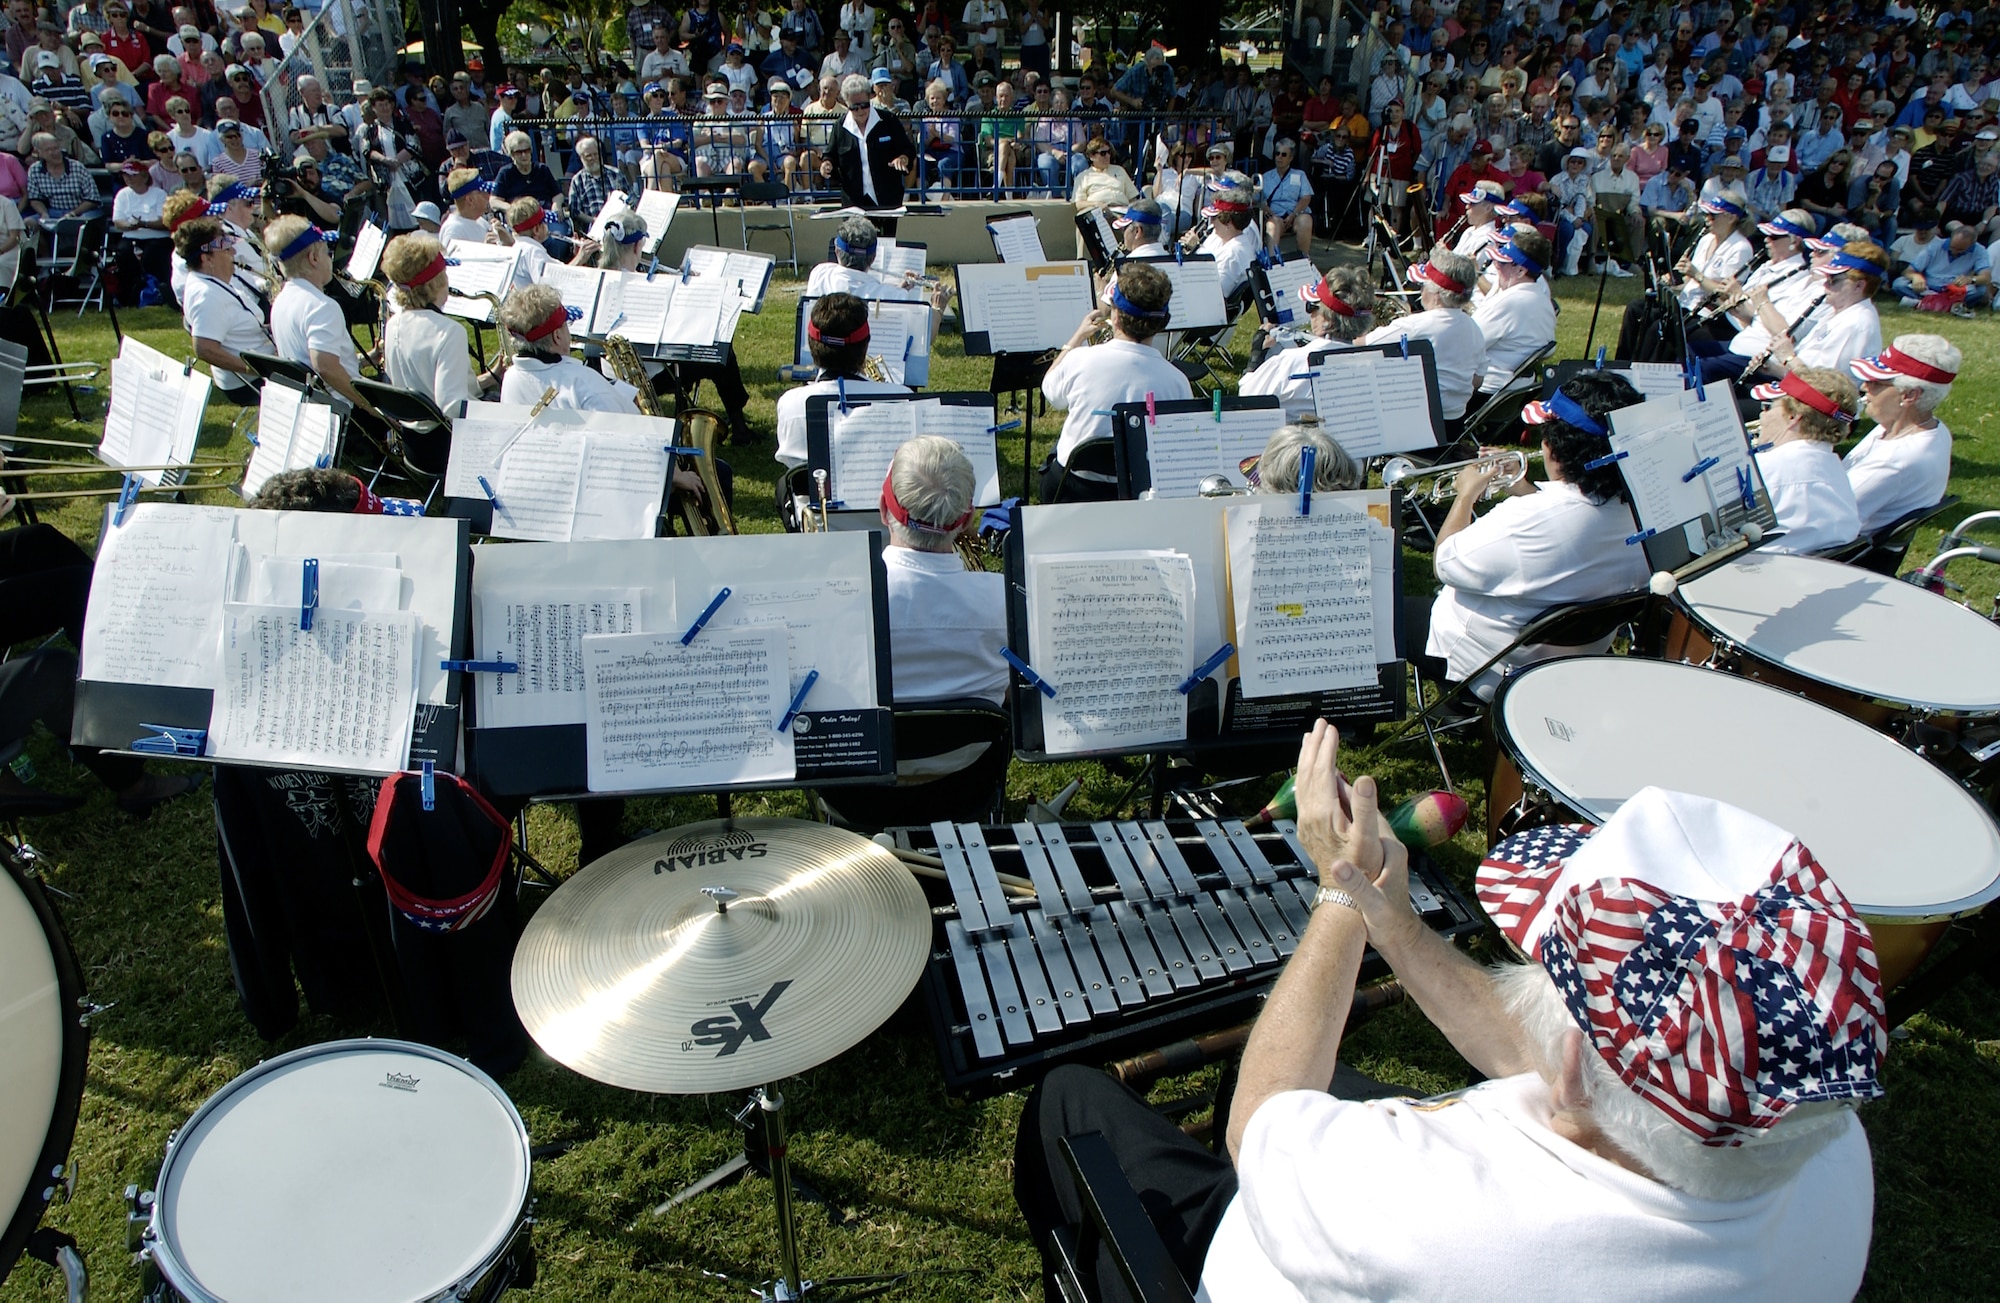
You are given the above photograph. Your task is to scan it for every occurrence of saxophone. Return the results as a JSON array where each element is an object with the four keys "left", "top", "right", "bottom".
[{"left": 604, "top": 333, "right": 733, "bottom": 536}]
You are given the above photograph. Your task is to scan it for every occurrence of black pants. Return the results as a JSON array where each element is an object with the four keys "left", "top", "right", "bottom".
[
  {"left": 1037, "top": 453, "right": 1117, "bottom": 505},
  {"left": 0, "top": 647, "right": 141, "bottom": 790},
  {"left": 0, "top": 523, "right": 92, "bottom": 649},
  {"left": 1615, "top": 296, "right": 1683, "bottom": 363}
]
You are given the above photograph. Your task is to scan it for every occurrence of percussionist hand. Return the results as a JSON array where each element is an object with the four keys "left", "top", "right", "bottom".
[{"left": 1293, "top": 720, "right": 1376, "bottom": 881}]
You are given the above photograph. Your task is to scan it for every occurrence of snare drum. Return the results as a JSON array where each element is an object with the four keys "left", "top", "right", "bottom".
[
  {"left": 142, "top": 1039, "right": 534, "bottom": 1303},
  {"left": 1488, "top": 656, "right": 2000, "bottom": 990},
  {"left": 0, "top": 847, "right": 88, "bottom": 1282},
  {"left": 1661, "top": 552, "right": 2000, "bottom": 740}
]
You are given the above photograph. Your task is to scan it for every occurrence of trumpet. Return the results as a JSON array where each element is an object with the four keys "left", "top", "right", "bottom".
[{"left": 1381, "top": 449, "right": 1540, "bottom": 504}]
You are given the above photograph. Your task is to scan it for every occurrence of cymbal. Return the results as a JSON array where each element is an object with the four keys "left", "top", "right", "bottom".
[{"left": 512, "top": 818, "right": 931, "bottom": 1095}]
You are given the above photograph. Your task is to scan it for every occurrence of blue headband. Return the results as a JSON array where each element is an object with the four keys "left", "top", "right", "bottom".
[
  {"left": 1760, "top": 216, "right": 1814, "bottom": 239},
  {"left": 1701, "top": 195, "right": 1747, "bottom": 218},
  {"left": 1496, "top": 238, "right": 1544, "bottom": 277},
  {"left": 1109, "top": 283, "right": 1168, "bottom": 319},
  {"left": 212, "top": 180, "right": 256, "bottom": 204},
  {"left": 1548, "top": 388, "right": 1607, "bottom": 437},
  {"left": 833, "top": 233, "right": 874, "bottom": 254},
  {"left": 643, "top": 80, "right": 664, "bottom": 96},
  {"left": 448, "top": 174, "right": 492, "bottom": 199},
  {"left": 1117, "top": 204, "right": 1162, "bottom": 227},
  {"left": 1825, "top": 250, "right": 1886, "bottom": 278},
  {"left": 277, "top": 223, "right": 333, "bottom": 262}
]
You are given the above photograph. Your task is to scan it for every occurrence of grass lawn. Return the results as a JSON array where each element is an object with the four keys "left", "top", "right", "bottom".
[{"left": 3, "top": 270, "right": 1999, "bottom": 1301}]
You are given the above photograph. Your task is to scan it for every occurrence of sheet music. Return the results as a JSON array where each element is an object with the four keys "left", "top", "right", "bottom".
[
  {"left": 1083, "top": 208, "right": 1117, "bottom": 265},
  {"left": 588, "top": 270, "right": 627, "bottom": 338},
  {"left": 1624, "top": 361, "right": 1690, "bottom": 402},
  {"left": 583, "top": 626, "right": 795, "bottom": 791},
  {"left": 959, "top": 262, "right": 1092, "bottom": 352},
  {"left": 542, "top": 263, "right": 606, "bottom": 330},
  {"left": 612, "top": 273, "right": 675, "bottom": 348},
  {"left": 658, "top": 273, "right": 725, "bottom": 347},
  {"left": 447, "top": 403, "right": 678, "bottom": 501},
  {"left": 707, "top": 577, "right": 875, "bottom": 708},
  {"left": 866, "top": 300, "right": 930, "bottom": 382},
  {"left": 346, "top": 221, "right": 386, "bottom": 283},
  {"left": 827, "top": 399, "right": 914, "bottom": 506},
  {"left": 1226, "top": 501, "right": 1377, "bottom": 697},
  {"left": 682, "top": 245, "right": 774, "bottom": 306},
  {"left": 1309, "top": 351, "right": 1438, "bottom": 458},
  {"left": 587, "top": 193, "right": 633, "bottom": 242},
  {"left": 1367, "top": 516, "right": 1398, "bottom": 663},
  {"left": 102, "top": 338, "right": 208, "bottom": 485},
  {"left": 921, "top": 400, "right": 1003, "bottom": 504},
  {"left": 208, "top": 604, "right": 419, "bottom": 773},
  {"left": 79, "top": 503, "right": 234, "bottom": 689},
  {"left": 987, "top": 214, "right": 1046, "bottom": 264},
  {"left": 1371, "top": 354, "right": 1434, "bottom": 443},
  {"left": 1606, "top": 419, "right": 1712, "bottom": 536},
  {"left": 441, "top": 243, "right": 519, "bottom": 321},
  {"left": 574, "top": 433, "right": 669, "bottom": 540},
  {"left": 492, "top": 430, "right": 586, "bottom": 542},
  {"left": 1145, "top": 256, "right": 1226, "bottom": 330},
  {"left": 1677, "top": 387, "right": 1770, "bottom": 527},
  {"left": 475, "top": 590, "right": 641, "bottom": 729},
  {"left": 243, "top": 383, "right": 339, "bottom": 497},
  {"left": 875, "top": 238, "right": 926, "bottom": 279},
  {"left": 1260, "top": 256, "right": 1320, "bottom": 324},
  {"left": 633, "top": 188, "right": 681, "bottom": 253},
  {"left": 1143, "top": 407, "right": 1283, "bottom": 497},
  {"left": 1026, "top": 550, "right": 1193, "bottom": 755}
]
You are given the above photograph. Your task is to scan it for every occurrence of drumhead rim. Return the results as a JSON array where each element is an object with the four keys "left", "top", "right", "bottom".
[
  {"left": 0, "top": 853, "right": 90, "bottom": 1285},
  {"left": 1676, "top": 554, "right": 2000, "bottom": 715},
  {"left": 148, "top": 1037, "right": 532, "bottom": 1303},
  {"left": 1492, "top": 655, "right": 2000, "bottom": 922}
]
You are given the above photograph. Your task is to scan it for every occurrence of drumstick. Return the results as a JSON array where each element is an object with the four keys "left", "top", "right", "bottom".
[{"left": 886, "top": 846, "right": 1036, "bottom": 896}]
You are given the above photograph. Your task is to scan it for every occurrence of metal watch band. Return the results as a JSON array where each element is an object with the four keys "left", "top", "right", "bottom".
[{"left": 1312, "top": 886, "right": 1359, "bottom": 913}]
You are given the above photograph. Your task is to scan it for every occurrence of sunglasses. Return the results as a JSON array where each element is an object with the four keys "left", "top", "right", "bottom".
[
  {"left": 109, "top": 109, "right": 132, "bottom": 116},
  {"left": 180, "top": 163, "right": 201, "bottom": 172}
]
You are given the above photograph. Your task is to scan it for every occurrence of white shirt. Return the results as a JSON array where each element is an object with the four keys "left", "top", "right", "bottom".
[
  {"left": 1453, "top": 219, "right": 1499, "bottom": 266},
  {"left": 881, "top": 545, "right": 1007, "bottom": 704},
  {"left": 1197, "top": 228, "right": 1256, "bottom": 299},
  {"left": 1363, "top": 306, "right": 1486, "bottom": 420},
  {"left": 1427, "top": 478, "right": 1649, "bottom": 682},
  {"left": 269, "top": 276, "right": 358, "bottom": 377},
  {"left": 1844, "top": 418, "right": 1953, "bottom": 534},
  {"left": 510, "top": 236, "right": 550, "bottom": 287},
  {"left": 805, "top": 261, "right": 921, "bottom": 299},
  {"left": 501, "top": 353, "right": 640, "bottom": 413},
  {"left": 1473, "top": 278, "right": 1556, "bottom": 390},
  {"left": 1727, "top": 265, "right": 1822, "bottom": 359},
  {"left": 182, "top": 269, "right": 272, "bottom": 392},
  {"left": 111, "top": 182, "right": 166, "bottom": 238},
  {"left": 384, "top": 306, "right": 480, "bottom": 413},
  {"left": 839, "top": 104, "right": 887, "bottom": 204},
  {"left": 1678, "top": 229, "right": 1754, "bottom": 308},
  {"left": 774, "top": 375, "right": 909, "bottom": 466},
  {"left": 1792, "top": 297, "right": 1881, "bottom": 376},
  {"left": 437, "top": 208, "right": 491, "bottom": 247},
  {"left": 1757, "top": 438, "right": 1860, "bottom": 555},
  {"left": 0, "top": 194, "right": 22, "bottom": 295},
  {"left": 1239, "top": 338, "right": 1339, "bottom": 421},
  {"left": 1197, "top": 1074, "right": 1873, "bottom": 1303},
  {"left": 1040, "top": 337, "right": 1193, "bottom": 463},
  {"left": 169, "top": 123, "right": 218, "bottom": 167},
  {"left": 961, "top": 0, "right": 1005, "bottom": 44}
]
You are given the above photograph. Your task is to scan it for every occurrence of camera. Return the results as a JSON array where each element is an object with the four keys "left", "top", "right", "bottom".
[{"left": 261, "top": 150, "right": 298, "bottom": 199}]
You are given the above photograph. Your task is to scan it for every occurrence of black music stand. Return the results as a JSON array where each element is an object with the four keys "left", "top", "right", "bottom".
[{"left": 990, "top": 350, "right": 1054, "bottom": 499}]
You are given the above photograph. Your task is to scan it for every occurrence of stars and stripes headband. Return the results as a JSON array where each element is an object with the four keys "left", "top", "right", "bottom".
[
  {"left": 1407, "top": 261, "right": 1468, "bottom": 294},
  {"left": 199, "top": 231, "right": 237, "bottom": 255},
  {"left": 880, "top": 468, "right": 975, "bottom": 534},
  {"left": 1203, "top": 197, "right": 1251, "bottom": 215},
  {"left": 1751, "top": 370, "right": 1855, "bottom": 421},
  {"left": 1299, "top": 276, "right": 1358, "bottom": 317},
  {"left": 168, "top": 197, "right": 210, "bottom": 230},
  {"left": 512, "top": 205, "right": 546, "bottom": 232},
  {"left": 1699, "top": 194, "right": 1747, "bottom": 217},
  {"left": 1491, "top": 236, "right": 1544, "bottom": 277},
  {"left": 1806, "top": 229, "right": 1849, "bottom": 253},
  {"left": 276, "top": 223, "right": 334, "bottom": 261},
  {"left": 1459, "top": 184, "right": 1502, "bottom": 205},
  {"left": 1475, "top": 787, "right": 1888, "bottom": 1145},
  {"left": 807, "top": 317, "right": 870, "bottom": 346},
  {"left": 1521, "top": 386, "right": 1608, "bottom": 435},
  {"left": 1758, "top": 215, "right": 1814, "bottom": 239},
  {"left": 1851, "top": 344, "right": 1957, "bottom": 384},
  {"left": 448, "top": 173, "right": 493, "bottom": 199},
  {"left": 521, "top": 302, "right": 571, "bottom": 342},
  {"left": 1820, "top": 249, "right": 1886, "bottom": 279},
  {"left": 399, "top": 251, "right": 449, "bottom": 287},
  {"left": 1112, "top": 203, "right": 1162, "bottom": 229},
  {"left": 211, "top": 180, "right": 256, "bottom": 204},
  {"left": 1109, "top": 282, "right": 1169, "bottom": 319}
]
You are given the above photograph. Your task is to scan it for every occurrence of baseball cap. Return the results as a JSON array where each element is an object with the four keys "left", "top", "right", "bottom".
[
  {"left": 1766, "top": 143, "right": 1791, "bottom": 162},
  {"left": 444, "top": 127, "right": 468, "bottom": 147},
  {"left": 120, "top": 158, "right": 148, "bottom": 174},
  {"left": 767, "top": 77, "right": 791, "bottom": 92},
  {"left": 216, "top": 118, "right": 243, "bottom": 134},
  {"left": 290, "top": 149, "right": 318, "bottom": 167},
  {"left": 1476, "top": 787, "right": 1888, "bottom": 1144},
  {"left": 33, "top": 50, "right": 56, "bottom": 67},
  {"left": 1471, "top": 138, "right": 1494, "bottom": 155},
  {"left": 1749, "top": 370, "right": 1855, "bottom": 419},
  {"left": 871, "top": 67, "right": 894, "bottom": 85},
  {"left": 975, "top": 70, "right": 997, "bottom": 86},
  {"left": 497, "top": 83, "right": 519, "bottom": 97},
  {"left": 704, "top": 82, "right": 728, "bottom": 99}
]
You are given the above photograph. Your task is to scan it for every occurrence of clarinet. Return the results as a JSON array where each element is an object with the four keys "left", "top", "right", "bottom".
[
  {"left": 1743, "top": 291, "right": 1827, "bottom": 377},
  {"left": 1692, "top": 258, "right": 1807, "bottom": 327},
  {"left": 1687, "top": 246, "right": 1768, "bottom": 321}
]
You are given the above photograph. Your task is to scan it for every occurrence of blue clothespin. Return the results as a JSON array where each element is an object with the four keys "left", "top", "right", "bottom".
[
  {"left": 1397, "top": 333, "right": 1409, "bottom": 359},
  {"left": 1001, "top": 647, "right": 1058, "bottom": 698},
  {"left": 299, "top": 558, "right": 318, "bottom": 632},
  {"left": 1179, "top": 643, "right": 1235, "bottom": 695},
  {"left": 646, "top": 258, "right": 659, "bottom": 281},
  {"left": 1583, "top": 449, "right": 1629, "bottom": 471},
  {"left": 439, "top": 658, "right": 519, "bottom": 674},
  {"left": 420, "top": 760, "right": 435, "bottom": 811},
  {"left": 314, "top": 452, "right": 333, "bottom": 470},
  {"left": 680, "top": 587, "right": 732, "bottom": 646},
  {"left": 1736, "top": 465, "right": 1756, "bottom": 511},
  {"left": 667, "top": 444, "right": 703, "bottom": 456},
  {"left": 1626, "top": 528, "right": 1657, "bottom": 545},
  {"left": 988, "top": 418, "right": 1022, "bottom": 434},
  {"left": 112, "top": 474, "right": 141, "bottom": 527},
  {"left": 1750, "top": 441, "right": 1774, "bottom": 453},
  {"left": 1174, "top": 239, "right": 1183, "bottom": 264},
  {"left": 1682, "top": 455, "right": 1720, "bottom": 483},
  {"left": 131, "top": 723, "right": 205, "bottom": 757},
  {"left": 1299, "top": 445, "right": 1316, "bottom": 515},
  {"left": 1145, "top": 391, "right": 1156, "bottom": 424},
  {"left": 777, "top": 669, "right": 819, "bottom": 732},
  {"left": 1594, "top": 346, "right": 1606, "bottom": 369},
  {"left": 680, "top": 260, "right": 690, "bottom": 283},
  {"left": 1212, "top": 390, "right": 1223, "bottom": 422},
  {"left": 246, "top": 429, "right": 259, "bottom": 447},
  {"left": 1690, "top": 368, "right": 1707, "bottom": 402},
  {"left": 477, "top": 475, "right": 503, "bottom": 515},
  {"left": 837, "top": 375, "right": 849, "bottom": 415}
]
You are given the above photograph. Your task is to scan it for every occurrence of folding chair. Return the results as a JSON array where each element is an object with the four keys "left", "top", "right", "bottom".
[
  {"left": 1844, "top": 496, "right": 1962, "bottom": 576},
  {"left": 1459, "top": 340, "right": 1557, "bottom": 448},
  {"left": 1045, "top": 1133, "right": 1197, "bottom": 1303},
  {"left": 352, "top": 377, "right": 453, "bottom": 504},
  {"left": 1171, "top": 287, "right": 1253, "bottom": 391},
  {"left": 737, "top": 179, "right": 797, "bottom": 272},
  {"left": 1044, "top": 436, "right": 1119, "bottom": 503},
  {"left": 812, "top": 698, "right": 1011, "bottom": 834}
]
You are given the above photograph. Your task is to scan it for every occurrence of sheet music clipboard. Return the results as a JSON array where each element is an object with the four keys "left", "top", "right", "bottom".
[
  {"left": 1121, "top": 253, "right": 1229, "bottom": 331},
  {"left": 955, "top": 260, "right": 1095, "bottom": 355},
  {"left": 681, "top": 243, "right": 776, "bottom": 312},
  {"left": 1305, "top": 340, "right": 1446, "bottom": 458},
  {"left": 71, "top": 504, "right": 471, "bottom": 776},
  {"left": 803, "top": 390, "right": 1001, "bottom": 529},
  {"left": 1074, "top": 207, "right": 1117, "bottom": 274},
  {"left": 99, "top": 336, "right": 210, "bottom": 487},
  {"left": 1111, "top": 394, "right": 1285, "bottom": 499},
  {"left": 460, "top": 533, "right": 897, "bottom": 798},
  {"left": 793, "top": 294, "right": 933, "bottom": 386},
  {"left": 1543, "top": 358, "right": 1689, "bottom": 403},
  {"left": 1250, "top": 255, "right": 1323, "bottom": 327},
  {"left": 1606, "top": 387, "right": 1778, "bottom": 552},
  {"left": 985, "top": 210, "right": 1048, "bottom": 263},
  {"left": 1001, "top": 495, "right": 1408, "bottom": 762}
]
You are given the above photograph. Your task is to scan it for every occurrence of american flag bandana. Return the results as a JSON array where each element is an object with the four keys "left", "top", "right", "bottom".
[{"left": 1479, "top": 799, "right": 1888, "bottom": 1146}]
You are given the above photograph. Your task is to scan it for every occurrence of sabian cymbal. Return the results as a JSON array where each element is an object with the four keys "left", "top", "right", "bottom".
[{"left": 512, "top": 818, "right": 931, "bottom": 1095}]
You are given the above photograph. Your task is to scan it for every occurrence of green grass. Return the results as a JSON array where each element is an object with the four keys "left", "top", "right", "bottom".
[{"left": 3, "top": 270, "right": 2000, "bottom": 1301}]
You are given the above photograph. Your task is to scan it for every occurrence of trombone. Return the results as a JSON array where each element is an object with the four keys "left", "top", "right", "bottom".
[{"left": 1381, "top": 448, "right": 1540, "bottom": 504}]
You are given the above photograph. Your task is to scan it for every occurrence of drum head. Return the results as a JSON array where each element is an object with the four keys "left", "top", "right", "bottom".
[
  {"left": 0, "top": 857, "right": 86, "bottom": 1283},
  {"left": 1496, "top": 657, "right": 2000, "bottom": 922},
  {"left": 1678, "top": 553, "right": 2000, "bottom": 713},
  {"left": 153, "top": 1040, "right": 530, "bottom": 1303}
]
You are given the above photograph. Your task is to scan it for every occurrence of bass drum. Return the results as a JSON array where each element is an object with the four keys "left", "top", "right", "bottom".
[
  {"left": 1488, "top": 656, "right": 2000, "bottom": 991},
  {"left": 0, "top": 845, "right": 89, "bottom": 1283}
]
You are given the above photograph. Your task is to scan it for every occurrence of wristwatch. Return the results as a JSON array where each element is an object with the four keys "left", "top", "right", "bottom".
[{"left": 1312, "top": 885, "right": 1359, "bottom": 913}]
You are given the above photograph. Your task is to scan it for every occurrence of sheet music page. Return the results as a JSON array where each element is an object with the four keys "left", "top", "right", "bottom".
[
  {"left": 1261, "top": 257, "right": 1320, "bottom": 324},
  {"left": 1152, "top": 256, "right": 1225, "bottom": 329},
  {"left": 682, "top": 246, "right": 773, "bottom": 305},
  {"left": 491, "top": 430, "right": 585, "bottom": 542},
  {"left": 589, "top": 270, "right": 627, "bottom": 338},
  {"left": 708, "top": 576, "right": 876, "bottom": 708},
  {"left": 1216, "top": 408, "right": 1283, "bottom": 486},
  {"left": 445, "top": 405, "right": 533, "bottom": 498},
  {"left": 1142, "top": 411, "right": 1222, "bottom": 500},
  {"left": 346, "top": 221, "right": 386, "bottom": 283},
  {"left": 1368, "top": 517, "right": 1398, "bottom": 663},
  {"left": 828, "top": 399, "right": 912, "bottom": 506},
  {"left": 613, "top": 273, "right": 676, "bottom": 348},
  {"left": 1625, "top": 361, "right": 1690, "bottom": 402},
  {"left": 249, "top": 558, "right": 403, "bottom": 613},
  {"left": 876, "top": 239, "right": 926, "bottom": 278},
  {"left": 988, "top": 214, "right": 1046, "bottom": 264},
  {"left": 574, "top": 432, "right": 669, "bottom": 540},
  {"left": 1309, "top": 353, "right": 1388, "bottom": 458},
  {"left": 582, "top": 626, "right": 795, "bottom": 791},
  {"left": 1606, "top": 419, "right": 1711, "bottom": 535},
  {"left": 867, "top": 300, "right": 929, "bottom": 381},
  {"left": 441, "top": 243, "right": 519, "bottom": 321},
  {"left": 79, "top": 503, "right": 234, "bottom": 688},
  {"left": 587, "top": 193, "right": 633, "bottom": 242},
  {"left": 475, "top": 590, "right": 642, "bottom": 729},
  {"left": 1086, "top": 208, "right": 1117, "bottom": 264},
  {"left": 103, "top": 340, "right": 205, "bottom": 483},
  {"left": 963, "top": 276, "right": 1037, "bottom": 351},
  {"left": 1028, "top": 265, "right": 1092, "bottom": 336},
  {"left": 1678, "top": 388, "right": 1769, "bottom": 526},
  {"left": 1370, "top": 354, "right": 1438, "bottom": 451},
  {"left": 1026, "top": 550, "right": 1194, "bottom": 755},
  {"left": 633, "top": 188, "right": 680, "bottom": 253},
  {"left": 208, "top": 604, "right": 419, "bottom": 773},
  {"left": 243, "top": 385, "right": 339, "bottom": 497},
  {"left": 541, "top": 263, "right": 605, "bottom": 330},
  {"left": 1227, "top": 500, "right": 1377, "bottom": 697},
  {"left": 921, "top": 400, "right": 1004, "bottom": 504},
  {"left": 658, "top": 273, "right": 725, "bottom": 347}
]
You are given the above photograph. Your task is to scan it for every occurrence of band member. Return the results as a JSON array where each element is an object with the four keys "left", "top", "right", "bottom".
[
  {"left": 1740, "top": 238, "right": 1886, "bottom": 386},
  {"left": 381, "top": 231, "right": 497, "bottom": 411},
  {"left": 1746, "top": 367, "right": 1861, "bottom": 555},
  {"left": 496, "top": 282, "right": 637, "bottom": 412},
  {"left": 1360, "top": 249, "right": 1486, "bottom": 428},
  {"left": 1846, "top": 335, "right": 1961, "bottom": 533},
  {"left": 205, "top": 175, "right": 270, "bottom": 289},
  {"left": 1614, "top": 186, "right": 1754, "bottom": 362},
  {"left": 775, "top": 290, "right": 908, "bottom": 467},
  {"left": 1451, "top": 179, "right": 1505, "bottom": 266},
  {"left": 438, "top": 165, "right": 504, "bottom": 246},
  {"left": 1038, "top": 261, "right": 1191, "bottom": 502},
  {"left": 879, "top": 435, "right": 1006, "bottom": 705},
  {"left": 1706, "top": 210, "right": 1816, "bottom": 344},
  {"left": 806, "top": 215, "right": 925, "bottom": 299},
  {"left": 1471, "top": 228, "right": 1556, "bottom": 398},
  {"left": 1195, "top": 172, "right": 1258, "bottom": 301},
  {"left": 175, "top": 214, "right": 271, "bottom": 405},
  {"left": 1239, "top": 269, "right": 1375, "bottom": 421},
  {"left": 1248, "top": 422, "right": 1363, "bottom": 494},
  {"left": 1419, "top": 372, "right": 1650, "bottom": 693},
  {"left": 264, "top": 213, "right": 380, "bottom": 423},
  {"left": 501, "top": 197, "right": 554, "bottom": 282},
  {"left": 1690, "top": 214, "right": 1846, "bottom": 384},
  {"left": 1112, "top": 198, "right": 1169, "bottom": 257},
  {"left": 820, "top": 72, "right": 913, "bottom": 233}
]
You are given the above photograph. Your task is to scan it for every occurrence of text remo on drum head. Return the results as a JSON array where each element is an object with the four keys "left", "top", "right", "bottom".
[
  {"left": 1489, "top": 657, "right": 2000, "bottom": 991},
  {"left": 140, "top": 1039, "right": 534, "bottom": 1303}
]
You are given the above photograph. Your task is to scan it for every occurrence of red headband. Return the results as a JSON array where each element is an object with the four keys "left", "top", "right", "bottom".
[
  {"left": 1310, "top": 278, "right": 1357, "bottom": 317},
  {"left": 807, "top": 317, "right": 870, "bottom": 347},
  {"left": 1777, "top": 370, "right": 1853, "bottom": 422},
  {"left": 880, "top": 467, "right": 975, "bottom": 534},
  {"left": 1417, "top": 261, "right": 1467, "bottom": 294},
  {"left": 522, "top": 303, "right": 569, "bottom": 342},
  {"left": 400, "top": 251, "right": 448, "bottom": 287},
  {"left": 169, "top": 196, "right": 209, "bottom": 231},
  {"left": 1206, "top": 198, "right": 1251, "bottom": 214},
  {"left": 1874, "top": 344, "right": 1956, "bottom": 383},
  {"left": 352, "top": 476, "right": 384, "bottom": 513},
  {"left": 513, "top": 206, "right": 546, "bottom": 232}
]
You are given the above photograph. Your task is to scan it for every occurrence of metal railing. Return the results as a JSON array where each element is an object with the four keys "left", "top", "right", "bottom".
[{"left": 256, "top": 0, "right": 405, "bottom": 156}]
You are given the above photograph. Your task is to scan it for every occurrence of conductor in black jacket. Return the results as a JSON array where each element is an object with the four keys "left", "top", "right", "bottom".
[{"left": 820, "top": 72, "right": 914, "bottom": 235}]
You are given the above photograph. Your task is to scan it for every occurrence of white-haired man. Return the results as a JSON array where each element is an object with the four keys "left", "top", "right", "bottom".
[
  {"left": 878, "top": 435, "right": 1006, "bottom": 704},
  {"left": 1846, "top": 335, "right": 1961, "bottom": 533},
  {"left": 1360, "top": 247, "right": 1486, "bottom": 426},
  {"left": 1016, "top": 723, "right": 1884, "bottom": 1302},
  {"left": 806, "top": 214, "right": 924, "bottom": 299}
]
